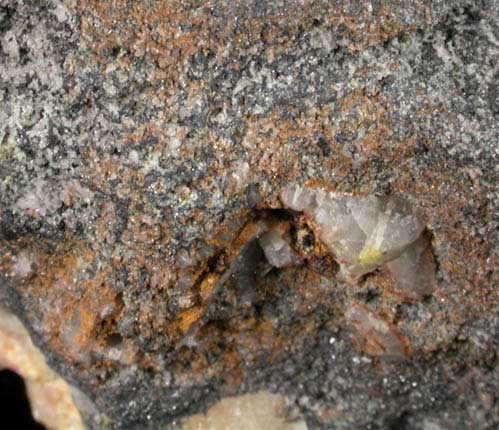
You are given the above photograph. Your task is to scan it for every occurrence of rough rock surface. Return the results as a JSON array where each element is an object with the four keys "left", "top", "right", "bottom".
[{"left": 0, "top": 1, "right": 498, "bottom": 429}]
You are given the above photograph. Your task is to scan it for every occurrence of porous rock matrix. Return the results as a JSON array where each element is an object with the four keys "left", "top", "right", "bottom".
[{"left": 0, "top": 1, "right": 498, "bottom": 430}]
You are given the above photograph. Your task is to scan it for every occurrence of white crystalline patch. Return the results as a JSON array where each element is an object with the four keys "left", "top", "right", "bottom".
[
  {"left": 62, "top": 180, "right": 94, "bottom": 206},
  {"left": 166, "top": 125, "right": 183, "bottom": 154},
  {"left": 183, "top": 391, "right": 307, "bottom": 430},
  {"left": 280, "top": 185, "right": 426, "bottom": 279},
  {"left": 15, "top": 179, "right": 63, "bottom": 217},
  {"left": 385, "top": 234, "right": 436, "bottom": 301},
  {"left": 259, "top": 229, "right": 301, "bottom": 268},
  {"left": 11, "top": 252, "right": 32, "bottom": 277},
  {"left": 231, "top": 161, "right": 250, "bottom": 188}
]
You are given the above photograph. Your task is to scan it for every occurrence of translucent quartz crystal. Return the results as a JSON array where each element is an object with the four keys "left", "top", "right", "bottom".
[
  {"left": 386, "top": 233, "right": 436, "bottom": 301},
  {"left": 345, "top": 303, "right": 410, "bottom": 361},
  {"left": 183, "top": 391, "right": 307, "bottom": 430},
  {"left": 259, "top": 228, "right": 301, "bottom": 268},
  {"left": 280, "top": 185, "right": 425, "bottom": 279}
]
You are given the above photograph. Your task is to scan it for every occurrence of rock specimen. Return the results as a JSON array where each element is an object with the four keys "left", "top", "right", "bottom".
[{"left": 0, "top": 1, "right": 497, "bottom": 429}]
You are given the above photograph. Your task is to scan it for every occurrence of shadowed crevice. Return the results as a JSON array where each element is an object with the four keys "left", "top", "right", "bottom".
[{"left": 0, "top": 369, "right": 46, "bottom": 430}]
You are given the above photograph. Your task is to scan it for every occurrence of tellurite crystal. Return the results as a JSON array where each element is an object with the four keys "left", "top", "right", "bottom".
[{"left": 280, "top": 185, "right": 436, "bottom": 301}]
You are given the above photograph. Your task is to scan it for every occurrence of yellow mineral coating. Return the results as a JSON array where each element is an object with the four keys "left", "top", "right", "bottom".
[
  {"left": 357, "top": 247, "right": 384, "bottom": 266},
  {"left": 0, "top": 141, "right": 16, "bottom": 162},
  {"left": 0, "top": 306, "right": 86, "bottom": 430},
  {"left": 183, "top": 391, "right": 308, "bottom": 430}
]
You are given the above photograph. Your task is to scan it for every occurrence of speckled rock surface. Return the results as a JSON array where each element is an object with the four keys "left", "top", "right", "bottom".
[{"left": 0, "top": 1, "right": 498, "bottom": 429}]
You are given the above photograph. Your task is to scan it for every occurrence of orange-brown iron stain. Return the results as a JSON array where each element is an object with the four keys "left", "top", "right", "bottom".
[
  {"left": 335, "top": 5, "right": 419, "bottom": 53},
  {"left": 242, "top": 107, "right": 342, "bottom": 188},
  {"left": 77, "top": 1, "right": 425, "bottom": 72},
  {"left": 10, "top": 242, "right": 122, "bottom": 364}
]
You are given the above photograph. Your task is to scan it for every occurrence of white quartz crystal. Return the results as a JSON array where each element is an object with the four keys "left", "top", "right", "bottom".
[
  {"left": 281, "top": 185, "right": 426, "bottom": 279},
  {"left": 183, "top": 391, "right": 307, "bottom": 430},
  {"left": 259, "top": 228, "right": 301, "bottom": 268},
  {"left": 385, "top": 233, "right": 436, "bottom": 301}
]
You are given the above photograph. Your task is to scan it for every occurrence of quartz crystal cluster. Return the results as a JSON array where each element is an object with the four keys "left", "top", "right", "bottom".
[{"left": 280, "top": 185, "right": 436, "bottom": 301}]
